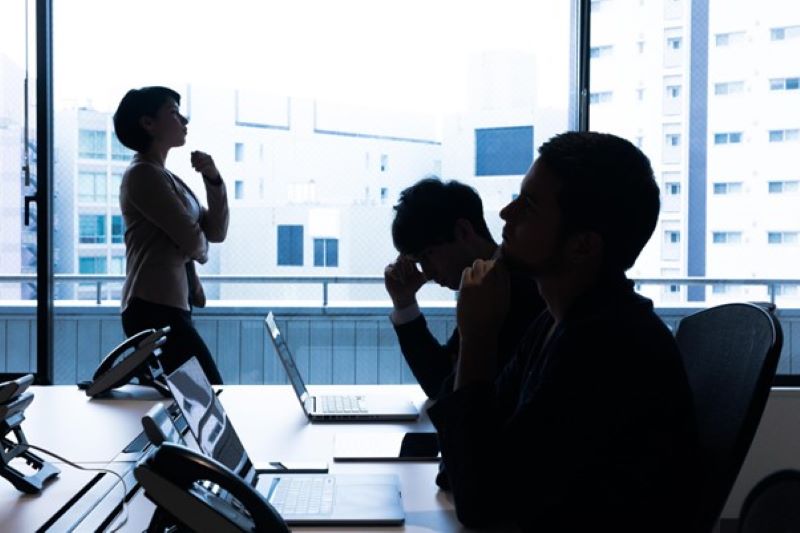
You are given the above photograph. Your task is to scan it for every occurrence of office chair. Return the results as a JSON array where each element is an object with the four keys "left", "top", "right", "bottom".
[
  {"left": 738, "top": 469, "right": 800, "bottom": 533},
  {"left": 674, "top": 302, "right": 783, "bottom": 533}
]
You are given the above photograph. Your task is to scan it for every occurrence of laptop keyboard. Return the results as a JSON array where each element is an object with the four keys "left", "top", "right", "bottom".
[
  {"left": 320, "top": 395, "right": 367, "bottom": 414},
  {"left": 270, "top": 476, "right": 335, "bottom": 516}
]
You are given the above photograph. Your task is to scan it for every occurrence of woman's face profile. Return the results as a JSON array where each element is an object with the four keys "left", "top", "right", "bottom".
[{"left": 146, "top": 97, "right": 188, "bottom": 149}]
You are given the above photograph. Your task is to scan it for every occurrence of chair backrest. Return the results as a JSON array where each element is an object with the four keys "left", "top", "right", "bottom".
[
  {"left": 674, "top": 302, "right": 783, "bottom": 532},
  {"left": 738, "top": 469, "right": 800, "bottom": 533}
]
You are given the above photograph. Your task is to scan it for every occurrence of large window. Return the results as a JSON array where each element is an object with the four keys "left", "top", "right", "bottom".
[{"left": 0, "top": 0, "right": 786, "bottom": 384}]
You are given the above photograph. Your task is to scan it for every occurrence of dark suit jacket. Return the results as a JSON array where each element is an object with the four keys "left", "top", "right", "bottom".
[
  {"left": 393, "top": 270, "right": 545, "bottom": 399},
  {"left": 428, "top": 274, "right": 701, "bottom": 532}
]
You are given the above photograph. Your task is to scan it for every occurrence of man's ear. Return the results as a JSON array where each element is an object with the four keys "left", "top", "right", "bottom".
[
  {"left": 566, "top": 231, "right": 603, "bottom": 267},
  {"left": 453, "top": 218, "right": 476, "bottom": 242}
]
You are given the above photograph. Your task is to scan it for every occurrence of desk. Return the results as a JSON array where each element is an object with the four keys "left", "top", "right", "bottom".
[
  {"left": 0, "top": 385, "right": 162, "bottom": 532},
  {"left": 2, "top": 384, "right": 468, "bottom": 532}
]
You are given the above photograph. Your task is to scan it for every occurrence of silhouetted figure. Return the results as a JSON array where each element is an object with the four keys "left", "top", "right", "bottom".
[
  {"left": 384, "top": 178, "right": 544, "bottom": 400},
  {"left": 429, "top": 132, "right": 701, "bottom": 531},
  {"left": 114, "top": 86, "right": 228, "bottom": 384}
]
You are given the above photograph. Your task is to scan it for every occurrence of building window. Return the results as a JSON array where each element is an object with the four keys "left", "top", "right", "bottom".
[
  {"left": 665, "top": 182, "right": 681, "bottom": 195},
  {"left": 380, "top": 187, "right": 388, "bottom": 202},
  {"left": 235, "top": 142, "right": 244, "bottom": 162},
  {"left": 776, "top": 284, "right": 799, "bottom": 296},
  {"left": 712, "top": 182, "right": 743, "bottom": 195},
  {"left": 665, "top": 230, "right": 681, "bottom": 244},
  {"left": 665, "top": 133, "right": 681, "bottom": 146},
  {"left": 313, "top": 238, "right": 339, "bottom": 267},
  {"left": 111, "top": 134, "right": 132, "bottom": 161},
  {"left": 714, "top": 132, "right": 743, "bottom": 144},
  {"left": 234, "top": 180, "right": 245, "bottom": 199},
  {"left": 712, "top": 231, "right": 742, "bottom": 244},
  {"left": 769, "top": 129, "right": 800, "bottom": 143},
  {"left": 277, "top": 225, "right": 303, "bottom": 266},
  {"left": 714, "top": 81, "right": 745, "bottom": 95},
  {"left": 79, "top": 214, "right": 106, "bottom": 243},
  {"left": 78, "top": 171, "right": 107, "bottom": 202},
  {"left": 589, "top": 45, "right": 613, "bottom": 58},
  {"left": 589, "top": 91, "right": 613, "bottom": 104},
  {"left": 590, "top": 0, "right": 607, "bottom": 13},
  {"left": 79, "top": 129, "right": 106, "bottom": 159},
  {"left": 475, "top": 126, "right": 534, "bottom": 176},
  {"left": 636, "top": 88, "right": 645, "bottom": 101},
  {"left": 111, "top": 215, "right": 125, "bottom": 243},
  {"left": 768, "top": 231, "right": 799, "bottom": 244},
  {"left": 666, "top": 85, "right": 681, "bottom": 98},
  {"left": 111, "top": 172, "right": 123, "bottom": 201},
  {"left": 110, "top": 255, "right": 125, "bottom": 275},
  {"left": 380, "top": 154, "right": 389, "bottom": 172},
  {"left": 637, "top": 40, "right": 645, "bottom": 53},
  {"left": 715, "top": 31, "right": 745, "bottom": 47},
  {"left": 712, "top": 283, "right": 733, "bottom": 294},
  {"left": 769, "top": 77, "right": 800, "bottom": 91},
  {"left": 78, "top": 256, "right": 107, "bottom": 274},
  {"left": 768, "top": 180, "right": 800, "bottom": 193},
  {"left": 771, "top": 26, "right": 800, "bottom": 41},
  {"left": 667, "top": 36, "right": 682, "bottom": 50}
]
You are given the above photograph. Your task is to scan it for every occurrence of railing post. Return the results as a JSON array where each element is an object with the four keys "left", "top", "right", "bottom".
[
  {"left": 323, "top": 281, "right": 329, "bottom": 307},
  {"left": 768, "top": 282, "right": 776, "bottom": 305},
  {"left": 96, "top": 281, "right": 102, "bottom": 305}
]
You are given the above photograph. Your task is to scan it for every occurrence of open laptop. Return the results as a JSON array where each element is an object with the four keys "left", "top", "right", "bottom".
[
  {"left": 164, "top": 356, "right": 405, "bottom": 526},
  {"left": 264, "top": 312, "right": 419, "bottom": 421}
]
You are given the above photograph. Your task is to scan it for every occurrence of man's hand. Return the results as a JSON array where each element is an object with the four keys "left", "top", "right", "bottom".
[
  {"left": 454, "top": 258, "right": 511, "bottom": 388},
  {"left": 457, "top": 258, "right": 510, "bottom": 339},
  {"left": 384, "top": 255, "right": 427, "bottom": 309},
  {"left": 191, "top": 150, "right": 222, "bottom": 183}
]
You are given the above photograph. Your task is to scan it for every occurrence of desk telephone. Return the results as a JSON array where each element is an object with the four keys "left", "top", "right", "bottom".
[
  {"left": 135, "top": 442, "right": 290, "bottom": 532},
  {"left": 79, "top": 327, "right": 171, "bottom": 398},
  {"left": 0, "top": 374, "right": 60, "bottom": 493}
]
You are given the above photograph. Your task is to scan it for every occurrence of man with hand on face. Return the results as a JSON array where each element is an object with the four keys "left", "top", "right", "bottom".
[
  {"left": 428, "top": 132, "right": 701, "bottom": 532},
  {"left": 384, "top": 178, "right": 544, "bottom": 402}
]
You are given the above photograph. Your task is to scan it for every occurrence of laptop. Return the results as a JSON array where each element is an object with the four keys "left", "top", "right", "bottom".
[
  {"left": 264, "top": 312, "right": 419, "bottom": 421},
  {"left": 164, "top": 356, "right": 405, "bottom": 526}
]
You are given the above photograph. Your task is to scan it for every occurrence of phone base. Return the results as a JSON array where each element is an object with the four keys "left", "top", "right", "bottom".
[{"left": 0, "top": 384, "right": 60, "bottom": 494}]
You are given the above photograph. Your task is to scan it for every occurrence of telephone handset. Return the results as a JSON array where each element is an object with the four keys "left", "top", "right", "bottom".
[
  {"left": 134, "top": 442, "right": 289, "bottom": 533},
  {"left": 0, "top": 374, "right": 33, "bottom": 404},
  {"left": 79, "top": 326, "right": 171, "bottom": 398}
]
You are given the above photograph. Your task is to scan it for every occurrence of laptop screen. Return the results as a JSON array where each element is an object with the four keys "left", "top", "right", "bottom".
[
  {"left": 165, "top": 357, "right": 256, "bottom": 485},
  {"left": 264, "top": 313, "right": 309, "bottom": 404}
]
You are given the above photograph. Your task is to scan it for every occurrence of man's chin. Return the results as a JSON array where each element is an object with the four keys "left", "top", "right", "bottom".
[{"left": 498, "top": 245, "right": 527, "bottom": 273}]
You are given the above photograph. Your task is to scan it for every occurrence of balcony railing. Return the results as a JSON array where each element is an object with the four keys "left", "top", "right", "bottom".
[
  {"left": 0, "top": 275, "right": 799, "bottom": 384},
  {"left": 3, "top": 274, "right": 800, "bottom": 306}
]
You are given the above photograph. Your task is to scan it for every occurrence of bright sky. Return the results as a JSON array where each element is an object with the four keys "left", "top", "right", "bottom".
[{"left": 2, "top": 0, "right": 571, "bottom": 114}]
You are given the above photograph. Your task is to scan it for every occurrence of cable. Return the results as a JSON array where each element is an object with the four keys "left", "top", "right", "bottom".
[{"left": 25, "top": 443, "right": 129, "bottom": 532}]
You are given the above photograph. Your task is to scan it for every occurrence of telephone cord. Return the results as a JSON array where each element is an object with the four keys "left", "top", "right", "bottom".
[{"left": 26, "top": 443, "right": 129, "bottom": 532}]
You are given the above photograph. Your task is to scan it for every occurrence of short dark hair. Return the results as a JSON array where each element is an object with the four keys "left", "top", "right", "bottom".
[
  {"left": 537, "top": 131, "right": 659, "bottom": 272},
  {"left": 392, "top": 177, "right": 493, "bottom": 255},
  {"left": 113, "top": 86, "right": 181, "bottom": 152}
]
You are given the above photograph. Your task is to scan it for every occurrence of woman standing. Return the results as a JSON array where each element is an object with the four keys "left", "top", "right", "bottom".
[{"left": 113, "top": 86, "right": 228, "bottom": 383}]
